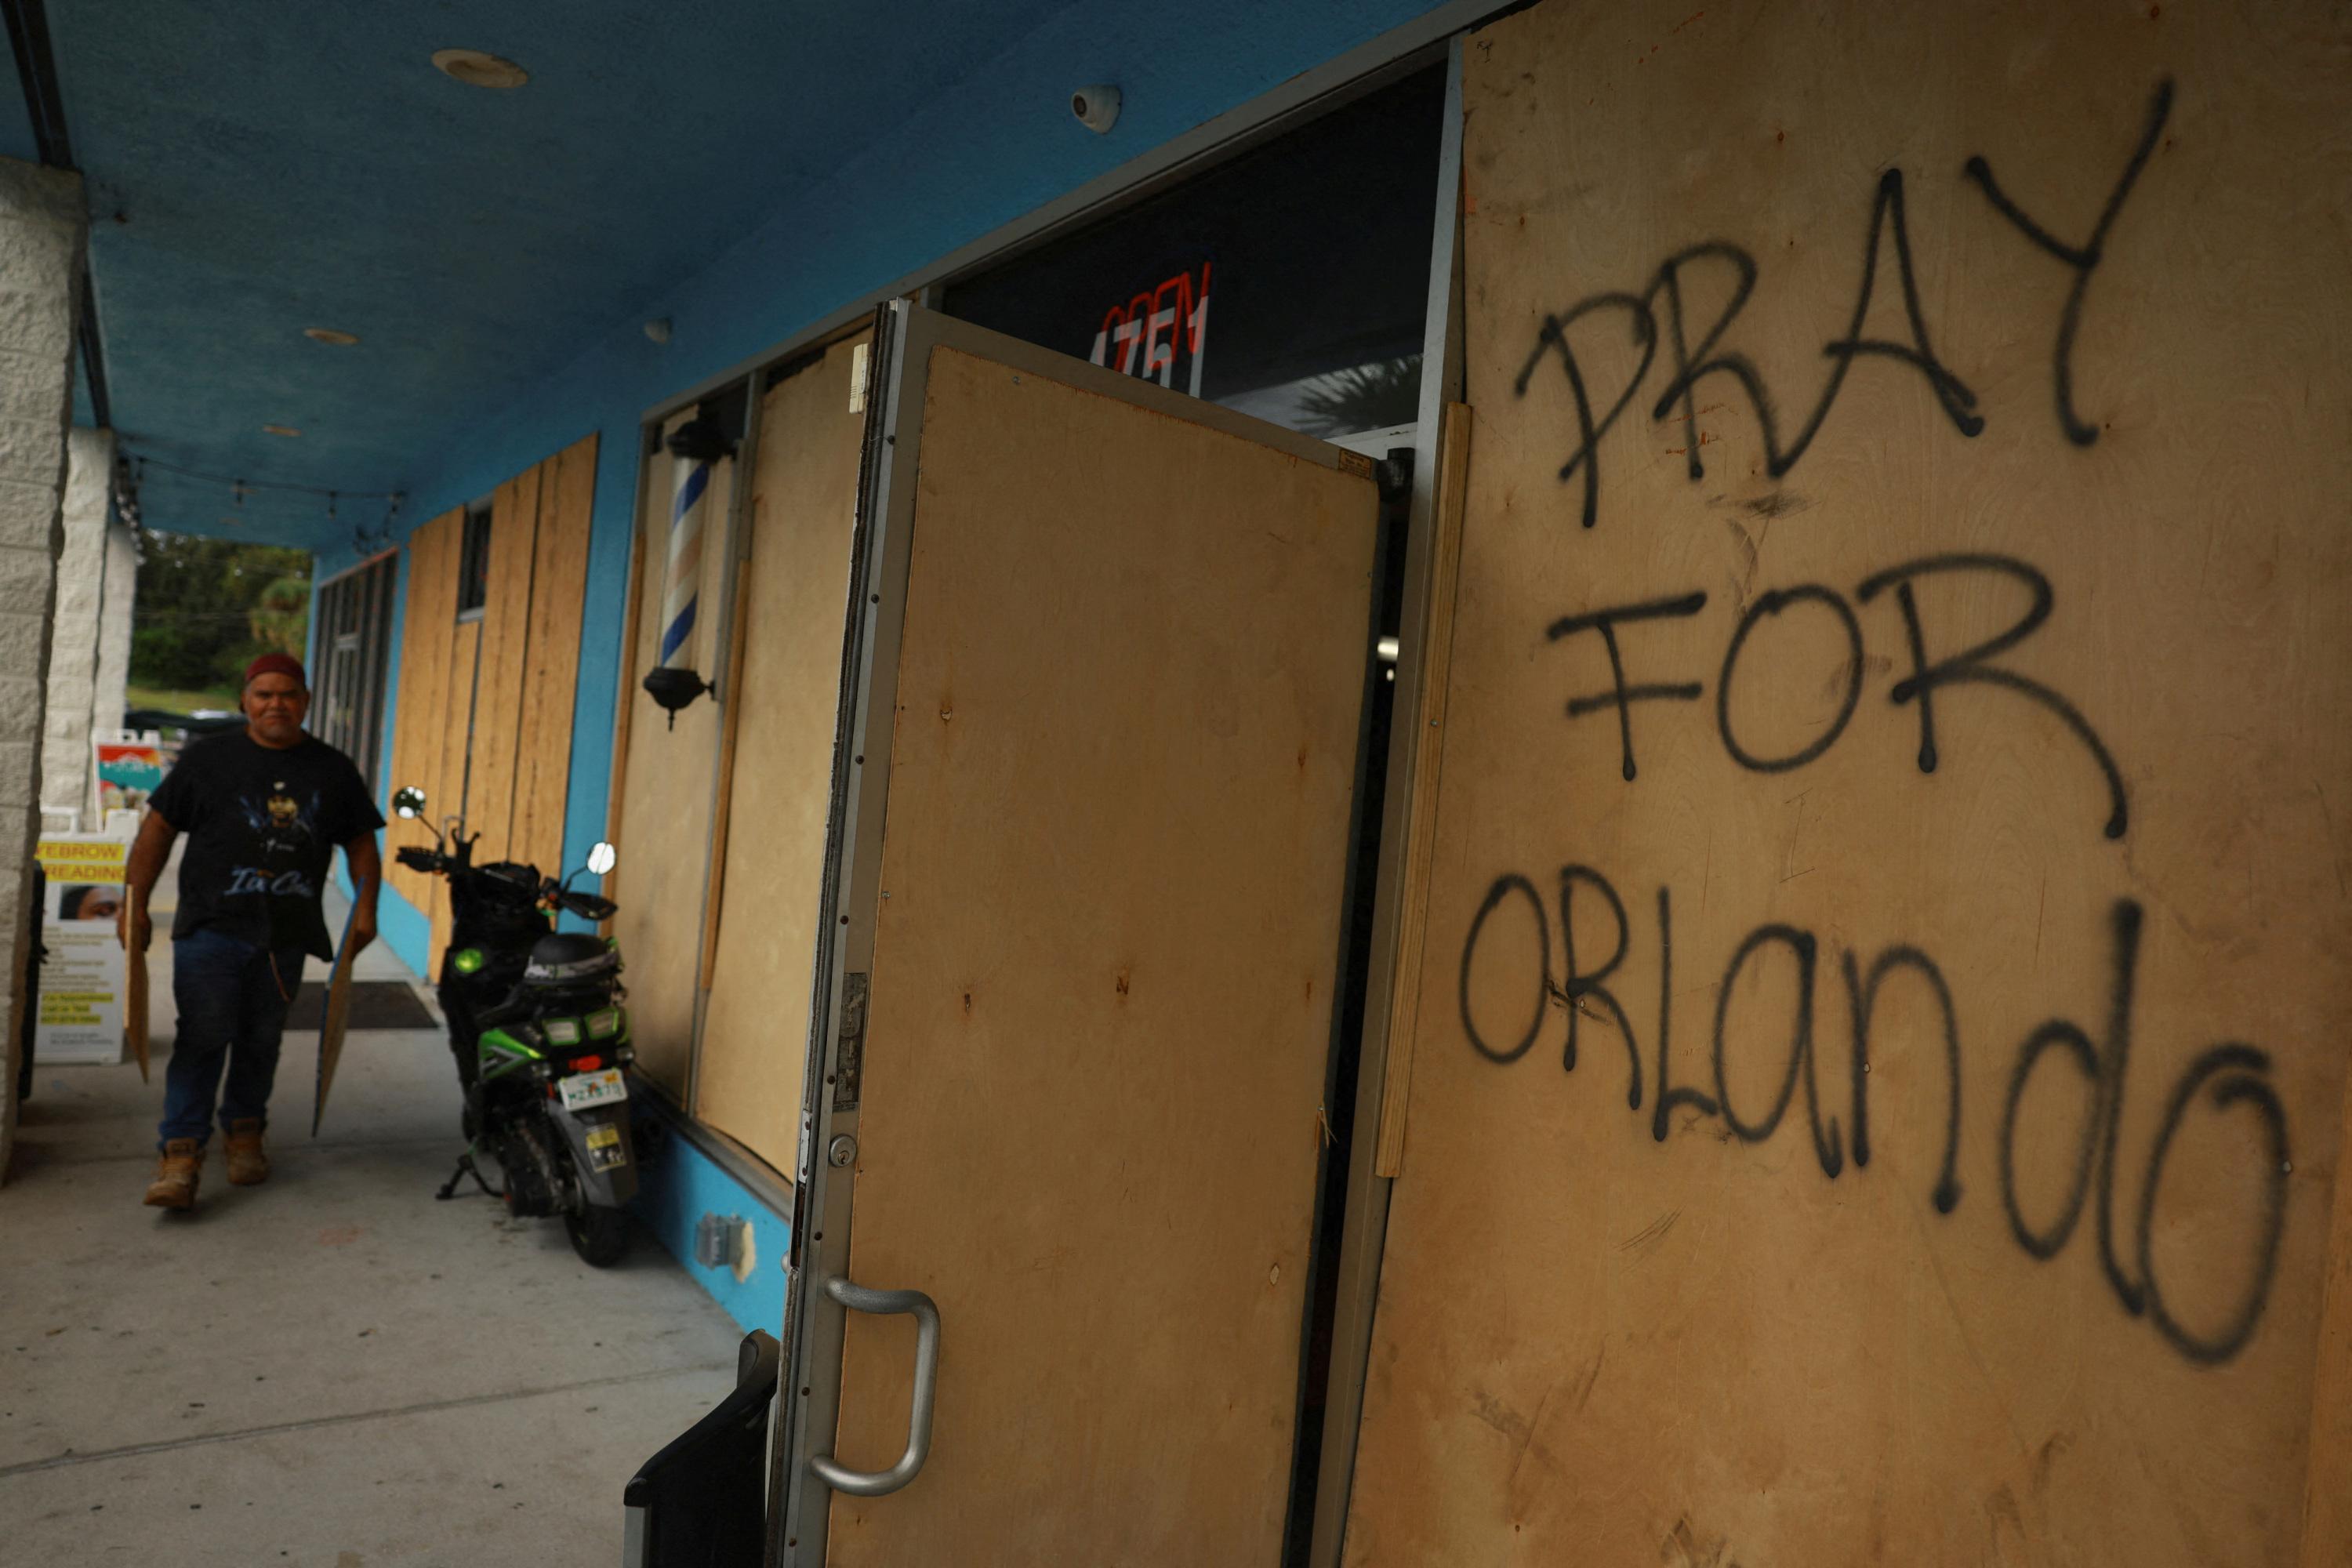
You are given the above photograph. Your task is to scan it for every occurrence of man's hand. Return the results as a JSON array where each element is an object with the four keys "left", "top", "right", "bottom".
[
  {"left": 343, "top": 832, "right": 383, "bottom": 958},
  {"left": 121, "top": 810, "right": 175, "bottom": 954}
]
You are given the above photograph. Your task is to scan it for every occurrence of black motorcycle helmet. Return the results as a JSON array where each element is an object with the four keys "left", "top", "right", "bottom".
[{"left": 523, "top": 931, "right": 620, "bottom": 989}]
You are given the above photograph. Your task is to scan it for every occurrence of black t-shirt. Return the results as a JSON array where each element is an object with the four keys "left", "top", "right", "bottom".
[{"left": 150, "top": 731, "right": 387, "bottom": 960}]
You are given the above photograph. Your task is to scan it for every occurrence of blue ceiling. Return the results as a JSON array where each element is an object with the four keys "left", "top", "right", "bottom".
[
  {"left": 32, "top": 0, "right": 1092, "bottom": 550},
  {"left": 0, "top": 59, "right": 29, "bottom": 165}
]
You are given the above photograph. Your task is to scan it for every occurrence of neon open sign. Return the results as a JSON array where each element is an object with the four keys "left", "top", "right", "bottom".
[{"left": 1090, "top": 262, "right": 1212, "bottom": 397}]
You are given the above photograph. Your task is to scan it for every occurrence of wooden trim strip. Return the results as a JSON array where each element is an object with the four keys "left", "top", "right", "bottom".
[
  {"left": 697, "top": 547, "right": 757, "bottom": 996},
  {"left": 1374, "top": 402, "right": 1472, "bottom": 1178},
  {"left": 387, "top": 509, "right": 463, "bottom": 914}
]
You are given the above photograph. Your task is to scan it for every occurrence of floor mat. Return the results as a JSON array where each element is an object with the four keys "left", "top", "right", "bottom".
[{"left": 285, "top": 980, "right": 437, "bottom": 1031}]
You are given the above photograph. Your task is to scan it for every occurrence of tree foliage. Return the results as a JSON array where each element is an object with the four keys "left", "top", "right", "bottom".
[
  {"left": 130, "top": 532, "right": 314, "bottom": 698},
  {"left": 1296, "top": 355, "right": 1423, "bottom": 439}
]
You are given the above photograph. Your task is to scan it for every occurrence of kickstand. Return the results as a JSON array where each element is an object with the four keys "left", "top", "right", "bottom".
[{"left": 435, "top": 1149, "right": 504, "bottom": 1202}]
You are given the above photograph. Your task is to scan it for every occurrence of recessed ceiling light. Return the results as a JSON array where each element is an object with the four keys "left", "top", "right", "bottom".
[
  {"left": 432, "top": 48, "right": 528, "bottom": 89},
  {"left": 303, "top": 327, "right": 360, "bottom": 346},
  {"left": 263, "top": 424, "right": 302, "bottom": 437}
]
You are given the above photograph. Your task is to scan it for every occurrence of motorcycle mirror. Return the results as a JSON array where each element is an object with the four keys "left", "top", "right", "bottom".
[
  {"left": 392, "top": 786, "right": 426, "bottom": 821},
  {"left": 586, "top": 842, "right": 617, "bottom": 877}
]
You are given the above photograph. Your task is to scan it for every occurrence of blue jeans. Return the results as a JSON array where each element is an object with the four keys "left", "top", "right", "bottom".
[{"left": 158, "top": 929, "right": 308, "bottom": 1149}]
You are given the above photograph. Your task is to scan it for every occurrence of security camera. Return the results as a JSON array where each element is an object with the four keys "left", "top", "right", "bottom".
[{"left": 1072, "top": 84, "right": 1120, "bottom": 135}]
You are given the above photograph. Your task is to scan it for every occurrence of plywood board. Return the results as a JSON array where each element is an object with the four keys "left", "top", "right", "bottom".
[
  {"left": 603, "top": 463, "right": 650, "bottom": 927},
  {"left": 826, "top": 346, "right": 1378, "bottom": 1565},
  {"left": 698, "top": 555, "right": 756, "bottom": 1001},
  {"left": 122, "top": 907, "right": 148, "bottom": 1083},
  {"left": 608, "top": 419, "right": 735, "bottom": 1097},
  {"left": 387, "top": 508, "right": 462, "bottom": 915},
  {"left": 464, "top": 463, "right": 544, "bottom": 863},
  {"left": 1346, "top": 5, "right": 2352, "bottom": 1564},
  {"left": 384, "top": 539, "right": 426, "bottom": 913},
  {"left": 512, "top": 434, "right": 598, "bottom": 877},
  {"left": 385, "top": 512, "right": 440, "bottom": 909},
  {"left": 694, "top": 333, "right": 869, "bottom": 1177},
  {"left": 427, "top": 617, "right": 481, "bottom": 967},
  {"left": 2307, "top": 1062, "right": 2352, "bottom": 1560}
]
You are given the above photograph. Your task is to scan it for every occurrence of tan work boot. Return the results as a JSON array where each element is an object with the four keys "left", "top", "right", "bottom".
[
  {"left": 143, "top": 1139, "right": 204, "bottom": 1210},
  {"left": 223, "top": 1120, "right": 270, "bottom": 1186}
]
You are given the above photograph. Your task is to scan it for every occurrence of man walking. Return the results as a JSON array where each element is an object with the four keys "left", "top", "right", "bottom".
[{"left": 120, "top": 653, "right": 384, "bottom": 1210}]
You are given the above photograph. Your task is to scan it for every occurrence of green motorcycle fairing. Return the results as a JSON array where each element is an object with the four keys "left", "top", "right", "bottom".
[
  {"left": 477, "top": 1011, "right": 631, "bottom": 1083},
  {"left": 478, "top": 1024, "right": 544, "bottom": 1082}
]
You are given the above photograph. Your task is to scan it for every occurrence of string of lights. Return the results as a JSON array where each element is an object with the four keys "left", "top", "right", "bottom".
[{"left": 114, "top": 451, "right": 406, "bottom": 555}]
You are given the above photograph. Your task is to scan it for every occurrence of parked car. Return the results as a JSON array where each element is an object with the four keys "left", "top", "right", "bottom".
[{"left": 122, "top": 706, "right": 245, "bottom": 739}]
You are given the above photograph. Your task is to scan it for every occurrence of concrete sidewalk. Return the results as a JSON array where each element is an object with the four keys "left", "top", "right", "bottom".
[{"left": 1, "top": 873, "right": 745, "bottom": 1565}]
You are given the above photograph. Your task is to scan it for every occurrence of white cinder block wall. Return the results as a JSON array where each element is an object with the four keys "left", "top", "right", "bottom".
[
  {"left": 0, "top": 157, "right": 87, "bottom": 1182},
  {"left": 91, "top": 511, "right": 135, "bottom": 740},
  {"left": 41, "top": 426, "right": 114, "bottom": 826}
]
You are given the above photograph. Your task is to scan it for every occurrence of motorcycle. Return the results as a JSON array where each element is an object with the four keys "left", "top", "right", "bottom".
[{"left": 390, "top": 785, "right": 641, "bottom": 1266}]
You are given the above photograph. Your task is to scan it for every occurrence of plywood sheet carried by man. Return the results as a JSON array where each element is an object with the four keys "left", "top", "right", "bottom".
[{"left": 1348, "top": 2, "right": 2352, "bottom": 1563}]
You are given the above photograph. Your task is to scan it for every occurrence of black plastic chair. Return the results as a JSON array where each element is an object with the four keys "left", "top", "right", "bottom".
[{"left": 623, "top": 1328, "right": 779, "bottom": 1567}]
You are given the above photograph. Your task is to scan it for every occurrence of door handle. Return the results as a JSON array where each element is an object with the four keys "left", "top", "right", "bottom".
[{"left": 808, "top": 1276, "right": 941, "bottom": 1497}]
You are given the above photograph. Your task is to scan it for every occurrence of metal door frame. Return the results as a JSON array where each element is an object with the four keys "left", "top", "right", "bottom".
[{"left": 772, "top": 299, "right": 1381, "bottom": 1565}]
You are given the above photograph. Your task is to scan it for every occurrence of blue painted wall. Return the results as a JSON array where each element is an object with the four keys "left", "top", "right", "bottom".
[
  {"left": 630, "top": 1101, "right": 793, "bottom": 1335},
  {"left": 326, "top": 0, "right": 1455, "bottom": 978}
]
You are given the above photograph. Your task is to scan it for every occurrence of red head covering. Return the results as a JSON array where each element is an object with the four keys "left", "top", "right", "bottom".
[{"left": 244, "top": 652, "right": 307, "bottom": 689}]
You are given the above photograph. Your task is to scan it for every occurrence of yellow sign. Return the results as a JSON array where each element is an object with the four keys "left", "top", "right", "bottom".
[{"left": 37, "top": 838, "right": 128, "bottom": 883}]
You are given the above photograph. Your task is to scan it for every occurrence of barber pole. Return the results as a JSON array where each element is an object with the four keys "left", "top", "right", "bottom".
[
  {"left": 659, "top": 443, "right": 710, "bottom": 666},
  {"left": 641, "top": 416, "right": 730, "bottom": 724}
]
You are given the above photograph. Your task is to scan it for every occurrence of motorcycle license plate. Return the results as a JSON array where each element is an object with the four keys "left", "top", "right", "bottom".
[{"left": 558, "top": 1067, "right": 627, "bottom": 1112}]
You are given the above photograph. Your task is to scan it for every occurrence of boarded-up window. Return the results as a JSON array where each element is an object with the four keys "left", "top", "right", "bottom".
[
  {"left": 311, "top": 551, "right": 396, "bottom": 791},
  {"left": 691, "top": 331, "right": 870, "bottom": 1176},
  {"left": 386, "top": 434, "right": 598, "bottom": 964}
]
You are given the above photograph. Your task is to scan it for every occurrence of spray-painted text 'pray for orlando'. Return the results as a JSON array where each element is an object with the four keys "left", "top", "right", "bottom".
[{"left": 1471, "top": 80, "right": 2293, "bottom": 1367}]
